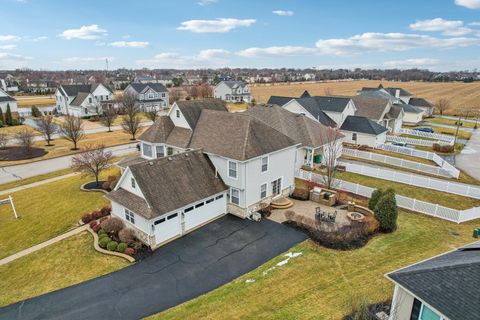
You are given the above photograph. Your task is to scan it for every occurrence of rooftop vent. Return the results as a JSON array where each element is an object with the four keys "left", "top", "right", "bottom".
[
  {"left": 148, "top": 161, "right": 153, "bottom": 166},
  {"left": 168, "top": 157, "right": 173, "bottom": 161}
]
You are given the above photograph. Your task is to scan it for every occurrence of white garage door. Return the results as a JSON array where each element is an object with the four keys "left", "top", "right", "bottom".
[
  {"left": 184, "top": 194, "right": 226, "bottom": 232},
  {"left": 154, "top": 212, "right": 181, "bottom": 245}
]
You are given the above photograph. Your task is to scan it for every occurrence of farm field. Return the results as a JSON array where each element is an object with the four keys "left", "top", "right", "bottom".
[{"left": 251, "top": 80, "right": 480, "bottom": 115}]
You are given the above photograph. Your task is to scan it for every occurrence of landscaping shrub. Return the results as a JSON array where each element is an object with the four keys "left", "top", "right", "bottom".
[
  {"left": 433, "top": 143, "right": 454, "bottom": 153},
  {"left": 374, "top": 191, "right": 398, "bottom": 233},
  {"left": 89, "top": 220, "right": 98, "bottom": 228},
  {"left": 102, "top": 176, "right": 118, "bottom": 191},
  {"left": 99, "top": 233, "right": 110, "bottom": 241},
  {"left": 124, "top": 247, "right": 135, "bottom": 256},
  {"left": 106, "top": 241, "right": 118, "bottom": 251},
  {"left": 92, "top": 224, "right": 102, "bottom": 233},
  {"left": 100, "top": 205, "right": 112, "bottom": 216},
  {"left": 81, "top": 213, "right": 93, "bottom": 224},
  {"left": 31, "top": 106, "right": 42, "bottom": 117},
  {"left": 119, "top": 228, "right": 136, "bottom": 243},
  {"left": 117, "top": 242, "right": 128, "bottom": 253},
  {"left": 368, "top": 188, "right": 384, "bottom": 210},
  {"left": 258, "top": 205, "right": 272, "bottom": 218},
  {"left": 98, "top": 237, "right": 110, "bottom": 248},
  {"left": 291, "top": 188, "right": 310, "bottom": 201},
  {"left": 100, "top": 217, "right": 124, "bottom": 234},
  {"left": 98, "top": 229, "right": 107, "bottom": 236},
  {"left": 91, "top": 210, "right": 102, "bottom": 220},
  {"left": 99, "top": 216, "right": 109, "bottom": 223}
]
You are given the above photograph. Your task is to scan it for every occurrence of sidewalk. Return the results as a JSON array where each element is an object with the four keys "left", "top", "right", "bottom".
[
  {"left": 0, "top": 172, "right": 78, "bottom": 196},
  {"left": 0, "top": 225, "right": 88, "bottom": 266},
  {"left": 456, "top": 129, "right": 480, "bottom": 180}
]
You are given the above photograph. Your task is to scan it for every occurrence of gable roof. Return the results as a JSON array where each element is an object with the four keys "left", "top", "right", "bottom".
[
  {"left": 267, "top": 95, "right": 295, "bottom": 107},
  {"left": 409, "top": 97, "right": 433, "bottom": 109},
  {"left": 387, "top": 242, "right": 480, "bottom": 320},
  {"left": 400, "top": 103, "right": 423, "bottom": 114},
  {"left": 70, "top": 92, "right": 91, "bottom": 107},
  {"left": 175, "top": 98, "right": 228, "bottom": 129},
  {"left": 189, "top": 109, "right": 297, "bottom": 161},
  {"left": 245, "top": 105, "right": 342, "bottom": 148},
  {"left": 352, "top": 96, "right": 390, "bottom": 120},
  {"left": 220, "top": 80, "right": 247, "bottom": 89},
  {"left": 129, "top": 82, "right": 168, "bottom": 94},
  {"left": 107, "top": 150, "right": 228, "bottom": 220},
  {"left": 138, "top": 116, "right": 193, "bottom": 148},
  {"left": 384, "top": 86, "right": 412, "bottom": 97},
  {"left": 60, "top": 83, "right": 113, "bottom": 97},
  {"left": 311, "top": 96, "right": 352, "bottom": 113},
  {"left": 340, "top": 115, "right": 388, "bottom": 135}
]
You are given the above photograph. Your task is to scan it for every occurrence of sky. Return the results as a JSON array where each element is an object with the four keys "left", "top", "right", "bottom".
[{"left": 1, "top": 0, "right": 480, "bottom": 71}]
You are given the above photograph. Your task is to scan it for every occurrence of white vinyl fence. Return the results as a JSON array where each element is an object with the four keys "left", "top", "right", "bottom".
[
  {"left": 376, "top": 144, "right": 460, "bottom": 179},
  {"left": 385, "top": 135, "right": 436, "bottom": 147},
  {"left": 400, "top": 128, "right": 455, "bottom": 144},
  {"left": 342, "top": 148, "right": 453, "bottom": 178},
  {"left": 296, "top": 169, "right": 480, "bottom": 223},
  {"left": 337, "top": 160, "right": 480, "bottom": 199}
]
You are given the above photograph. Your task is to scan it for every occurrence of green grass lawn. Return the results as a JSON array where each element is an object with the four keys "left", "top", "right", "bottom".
[
  {"left": 0, "top": 168, "right": 74, "bottom": 192},
  {"left": 427, "top": 117, "right": 476, "bottom": 128},
  {"left": 0, "top": 168, "right": 119, "bottom": 259},
  {"left": 0, "top": 232, "right": 128, "bottom": 307},
  {"left": 335, "top": 171, "right": 480, "bottom": 210},
  {"left": 151, "top": 212, "right": 480, "bottom": 319},
  {"left": 400, "top": 133, "right": 437, "bottom": 141},
  {"left": 431, "top": 126, "right": 472, "bottom": 140}
]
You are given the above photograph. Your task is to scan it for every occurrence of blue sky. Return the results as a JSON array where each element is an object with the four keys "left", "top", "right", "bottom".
[{"left": 1, "top": 0, "right": 480, "bottom": 71}]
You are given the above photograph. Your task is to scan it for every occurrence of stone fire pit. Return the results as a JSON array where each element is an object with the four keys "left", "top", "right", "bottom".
[{"left": 347, "top": 211, "right": 365, "bottom": 222}]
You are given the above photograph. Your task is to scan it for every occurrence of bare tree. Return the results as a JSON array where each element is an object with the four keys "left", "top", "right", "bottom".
[
  {"left": 100, "top": 105, "right": 118, "bottom": 132},
  {"left": 318, "top": 127, "right": 343, "bottom": 189},
  {"left": 0, "top": 132, "right": 9, "bottom": 150},
  {"left": 435, "top": 98, "right": 450, "bottom": 116},
  {"left": 59, "top": 115, "right": 85, "bottom": 150},
  {"left": 145, "top": 109, "right": 159, "bottom": 122},
  {"left": 198, "top": 84, "right": 213, "bottom": 98},
  {"left": 37, "top": 115, "right": 57, "bottom": 146},
  {"left": 120, "top": 92, "right": 141, "bottom": 140},
  {"left": 15, "top": 128, "right": 36, "bottom": 154},
  {"left": 188, "top": 85, "right": 199, "bottom": 100},
  {"left": 71, "top": 144, "right": 113, "bottom": 186},
  {"left": 169, "top": 87, "right": 182, "bottom": 104}
]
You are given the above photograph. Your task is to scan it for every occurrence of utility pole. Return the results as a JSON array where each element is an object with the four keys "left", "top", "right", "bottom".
[{"left": 454, "top": 113, "right": 462, "bottom": 147}]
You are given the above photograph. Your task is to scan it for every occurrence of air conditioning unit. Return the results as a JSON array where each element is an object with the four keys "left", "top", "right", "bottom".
[{"left": 250, "top": 212, "right": 262, "bottom": 222}]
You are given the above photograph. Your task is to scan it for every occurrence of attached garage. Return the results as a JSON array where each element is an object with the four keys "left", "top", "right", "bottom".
[
  {"left": 184, "top": 193, "right": 227, "bottom": 231},
  {"left": 153, "top": 212, "right": 181, "bottom": 245}
]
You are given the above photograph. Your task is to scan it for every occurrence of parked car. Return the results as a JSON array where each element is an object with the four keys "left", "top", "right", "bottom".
[
  {"left": 392, "top": 142, "right": 408, "bottom": 147},
  {"left": 414, "top": 127, "right": 434, "bottom": 133}
]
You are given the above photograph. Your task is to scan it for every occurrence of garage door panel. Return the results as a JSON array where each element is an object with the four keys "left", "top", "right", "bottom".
[
  {"left": 184, "top": 196, "right": 226, "bottom": 231},
  {"left": 154, "top": 213, "right": 181, "bottom": 244}
]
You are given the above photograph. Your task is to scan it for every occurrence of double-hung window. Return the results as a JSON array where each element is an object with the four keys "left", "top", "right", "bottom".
[
  {"left": 124, "top": 209, "right": 135, "bottom": 224},
  {"left": 231, "top": 188, "right": 240, "bottom": 205},
  {"left": 131, "top": 178, "right": 136, "bottom": 189},
  {"left": 228, "top": 161, "right": 238, "bottom": 179},
  {"left": 271, "top": 178, "right": 282, "bottom": 196},
  {"left": 261, "top": 156, "right": 268, "bottom": 173},
  {"left": 156, "top": 145, "right": 164, "bottom": 158},
  {"left": 142, "top": 143, "right": 153, "bottom": 158},
  {"left": 260, "top": 183, "right": 267, "bottom": 199}
]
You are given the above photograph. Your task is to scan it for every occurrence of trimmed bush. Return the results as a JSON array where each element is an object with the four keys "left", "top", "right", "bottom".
[
  {"left": 106, "top": 241, "right": 118, "bottom": 251},
  {"left": 117, "top": 242, "right": 128, "bottom": 253},
  {"left": 368, "top": 188, "right": 384, "bottom": 211},
  {"left": 99, "top": 234, "right": 110, "bottom": 241},
  {"left": 433, "top": 143, "right": 454, "bottom": 153},
  {"left": 119, "top": 228, "right": 136, "bottom": 243},
  {"left": 374, "top": 192, "right": 398, "bottom": 233},
  {"left": 98, "top": 229, "right": 107, "bottom": 236},
  {"left": 81, "top": 213, "right": 93, "bottom": 224},
  {"left": 258, "top": 205, "right": 272, "bottom": 218},
  {"left": 124, "top": 247, "right": 135, "bottom": 256},
  {"left": 100, "top": 205, "right": 112, "bottom": 216},
  {"left": 99, "top": 216, "right": 109, "bottom": 223},
  {"left": 91, "top": 210, "right": 102, "bottom": 220},
  {"left": 98, "top": 237, "right": 110, "bottom": 248},
  {"left": 89, "top": 220, "right": 98, "bottom": 228},
  {"left": 100, "top": 217, "right": 124, "bottom": 234},
  {"left": 92, "top": 224, "right": 102, "bottom": 233}
]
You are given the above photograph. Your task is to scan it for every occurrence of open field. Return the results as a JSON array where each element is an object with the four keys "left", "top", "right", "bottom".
[
  {"left": 15, "top": 96, "right": 55, "bottom": 107},
  {"left": 251, "top": 80, "right": 480, "bottom": 114},
  {"left": 153, "top": 210, "right": 479, "bottom": 319},
  {"left": 0, "top": 124, "right": 39, "bottom": 135},
  {"left": 0, "top": 232, "right": 128, "bottom": 307}
]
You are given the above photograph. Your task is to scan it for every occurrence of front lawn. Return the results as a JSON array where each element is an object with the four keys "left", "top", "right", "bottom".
[
  {"left": 0, "top": 232, "right": 128, "bottom": 307},
  {"left": 431, "top": 126, "right": 472, "bottom": 140},
  {"left": 0, "top": 168, "right": 119, "bottom": 259},
  {"left": 151, "top": 212, "right": 479, "bottom": 319},
  {"left": 427, "top": 117, "right": 476, "bottom": 128}
]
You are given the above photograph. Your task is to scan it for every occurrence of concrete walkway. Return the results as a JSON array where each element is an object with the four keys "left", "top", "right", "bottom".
[
  {"left": 0, "top": 225, "right": 88, "bottom": 266},
  {"left": 0, "top": 172, "right": 78, "bottom": 196},
  {"left": 456, "top": 129, "right": 480, "bottom": 180}
]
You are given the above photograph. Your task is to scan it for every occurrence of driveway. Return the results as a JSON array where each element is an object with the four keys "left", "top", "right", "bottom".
[{"left": 0, "top": 215, "right": 307, "bottom": 320}]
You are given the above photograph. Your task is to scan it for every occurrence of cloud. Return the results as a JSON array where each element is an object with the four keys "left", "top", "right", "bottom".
[
  {"left": 0, "top": 53, "right": 31, "bottom": 61},
  {"left": 409, "top": 18, "right": 472, "bottom": 36},
  {"left": 238, "top": 46, "right": 316, "bottom": 57},
  {"left": 0, "top": 44, "right": 17, "bottom": 50},
  {"left": 59, "top": 24, "right": 107, "bottom": 40},
  {"left": 272, "top": 10, "right": 294, "bottom": 16},
  {"left": 31, "top": 36, "right": 48, "bottom": 42},
  {"left": 455, "top": 0, "right": 480, "bottom": 9},
  {"left": 383, "top": 58, "right": 441, "bottom": 68},
  {"left": 109, "top": 41, "right": 149, "bottom": 48},
  {"left": 197, "top": 0, "right": 217, "bottom": 5},
  {"left": 137, "top": 49, "right": 230, "bottom": 68},
  {"left": 0, "top": 35, "right": 20, "bottom": 41},
  {"left": 469, "top": 21, "right": 480, "bottom": 26},
  {"left": 178, "top": 18, "right": 256, "bottom": 33}
]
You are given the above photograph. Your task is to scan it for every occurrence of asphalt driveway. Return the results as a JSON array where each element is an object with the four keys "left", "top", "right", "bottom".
[{"left": 0, "top": 215, "right": 306, "bottom": 320}]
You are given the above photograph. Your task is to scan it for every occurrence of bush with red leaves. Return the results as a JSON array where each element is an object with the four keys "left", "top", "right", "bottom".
[
  {"left": 100, "top": 217, "right": 124, "bottom": 234},
  {"left": 99, "top": 216, "right": 109, "bottom": 223},
  {"left": 91, "top": 210, "right": 102, "bottom": 220},
  {"left": 81, "top": 213, "right": 93, "bottom": 224},
  {"left": 100, "top": 206, "right": 111, "bottom": 217},
  {"left": 89, "top": 220, "right": 98, "bottom": 228},
  {"left": 123, "top": 247, "right": 135, "bottom": 256},
  {"left": 92, "top": 224, "right": 102, "bottom": 233}
]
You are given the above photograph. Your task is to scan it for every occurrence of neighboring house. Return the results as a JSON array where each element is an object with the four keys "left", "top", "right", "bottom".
[
  {"left": 401, "top": 103, "right": 424, "bottom": 124},
  {"left": 352, "top": 96, "right": 404, "bottom": 133},
  {"left": 0, "top": 88, "right": 18, "bottom": 118},
  {"left": 55, "top": 83, "right": 113, "bottom": 117},
  {"left": 267, "top": 90, "right": 354, "bottom": 127},
  {"left": 25, "top": 79, "right": 57, "bottom": 94},
  {"left": 124, "top": 82, "right": 169, "bottom": 111},
  {"left": 107, "top": 150, "right": 229, "bottom": 249},
  {"left": 0, "top": 73, "right": 19, "bottom": 94},
  {"left": 409, "top": 98, "right": 434, "bottom": 117},
  {"left": 340, "top": 115, "right": 388, "bottom": 147},
  {"left": 386, "top": 242, "right": 480, "bottom": 320},
  {"left": 214, "top": 80, "right": 251, "bottom": 103}
]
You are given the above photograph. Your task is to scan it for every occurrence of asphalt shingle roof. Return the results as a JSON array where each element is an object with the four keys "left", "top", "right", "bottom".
[
  {"left": 387, "top": 242, "right": 480, "bottom": 320},
  {"left": 409, "top": 97, "right": 433, "bottom": 109},
  {"left": 129, "top": 82, "right": 168, "bottom": 94},
  {"left": 220, "top": 80, "right": 247, "bottom": 89},
  {"left": 70, "top": 92, "right": 91, "bottom": 107},
  {"left": 352, "top": 96, "right": 390, "bottom": 120},
  {"left": 340, "top": 115, "right": 388, "bottom": 135},
  {"left": 175, "top": 99, "right": 228, "bottom": 129}
]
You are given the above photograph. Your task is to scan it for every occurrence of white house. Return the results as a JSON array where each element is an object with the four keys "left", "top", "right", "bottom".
[
  {"left": 409, "top": 98, "right": 434, "bottom": 117},
  {"left": 55, "top": 83, "right": 113, "bottom": 117},
  {"left": 0, "top": 73, "right": 19, "bottom": 94},
  {"left": 124, "top": 82, "right": 169, "bottom": 111},
  {"left": 340, "top": 115, "right": 388, "bottom": 147},
  {"left": 0, "top": 88, "right": 18, "bottom": 119},
  {"left": 214, "top": 80, "right": 251, "bottom": 103},
  {"left": 386, "top": 242, "right": 480, "bottom": 320},
  {"left": 352, "top": 96, "right": 404, "bottom": 133},
  {"left": 400, "top": 103, "right": 424, "bottom": 124}
]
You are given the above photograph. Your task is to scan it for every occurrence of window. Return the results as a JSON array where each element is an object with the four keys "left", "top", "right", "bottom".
[
  {"left": 215, "top": 194, "right": 224, "bottom": 200},
  {"left": 176, "top": 109, "right": 180, "bottom": 118},
  {"left": 228, "top": 161, "right": 238, "bottom": 179},
  {"left": 260, "top": 183, "right": 267, "bottom": 199},
  {"left": 142, "top": 143, "right": 153, "bottom": 157},
  {"left": 261, "top": 156, "right": 268, "bottom": 173},
  {"left": 156, "top": 145, "right": 164, "bottom": 158},
  {"left": 420, "top": 305, "right": 441, "bottom": 320},
  {"left": 131, "top": 178, "right": 136, "bottom": 189},
  {"left": 167, "top": 147, "right": 173, "bottom": 155},
  {"left": 154, "top": 217, "right": 165, "bottom": 225},
  {"left": 162, "top": 93, "right": 166, "bottom": 98},
  {"left": 195, "top": 202, "right": 204, "bottom": 208},
  {"left": 184, "top": 206, "right": 194, "bottom": 213},
  {"left": 352, "top": 133, "right": 357, "bottom": 141},
  {"left": 88, "top": 97, "right": 92, "bottom": 103},
  {"left": 167, "top": 213, "right": 178, "bottom": 220},
  {"left": 206, "top": 198, "right": 214, "bottom": 204},
  {"left": 124, "top": 209, "right": 135, "bottom": 224},
  {"left": 231, "top": 188, "right": 240, "bottom": 205},
  {"left": 271, "top": 178, "right": 282, "bottom": 196}
]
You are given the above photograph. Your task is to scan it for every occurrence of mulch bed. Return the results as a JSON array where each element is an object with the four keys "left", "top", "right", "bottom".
[
  {"left": 0, "top": 146, "right": 47, "bottom": 161},
  {"left": 82, "top": 181, "right": 108, "bottom": 191},
  {"left": 133, "top": 246, "right": 153, "bottom": 261}
]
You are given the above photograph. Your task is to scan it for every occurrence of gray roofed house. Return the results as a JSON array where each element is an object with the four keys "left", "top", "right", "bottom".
[
  {"left": 56, "top": 83, "right": 114, "bottom": 117},
  {"left": 340, "top": 115, "right": 388, "bottom": 135},
  {"left": 386, "top": 242, "right": 480, "bottom": 320},
  {"left": 352, "top": 96, "right": 390, "bottom": 120},
  {"left": 409, "top": 97, "right": 434, "bottom": 116},
  {"left": 124, "top": 82, "right": 169, "bottom": 112},
  {"left": 174, "top": 98, "right": 228, "bottom": 129},
  {"left": 128, "top": 82, "right": 168, "bottom": 94},
  {"left": 214, "top": 80, "right": 251, "bottom": 103}
]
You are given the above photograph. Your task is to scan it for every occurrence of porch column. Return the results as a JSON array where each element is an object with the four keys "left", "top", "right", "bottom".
[{"left": 310, "top": 148, "right": 314, "bottom": 168}]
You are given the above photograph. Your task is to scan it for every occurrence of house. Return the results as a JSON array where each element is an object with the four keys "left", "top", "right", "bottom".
[
  {"left": 352, "top": 96, "right": 404, "bottom": 133},
  {"left": 124, "top": 82, "right": 169, "bottom": 112},
  {"left": 267, "top": 90, "right": 354, "bottom": 127},
  {"left": 55, "top": 83, "right": 113, "bottom": 117},
  {"left": 0, "top": 73, "right": 19, "bottom": 94},
  {"left": 409, "top": 98, "right": 434, "bottom": 117},
  {"left": 386, "top": 242, "right": 480, "bottom": 320},
  {"left": 214, "top": 80, "right": 251, "bottom": 103},
  {"left": 340, "top": 115, "right": 388, "bottom": 147},
  {"left": 107, "top": 150, "right": 229, "bottom": 249},
  {"left": 400, "top": 103, "right": 424, "bottom": 124},
  {"left": 0, "top": 88, "right": 18, "bottom": 119}
]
